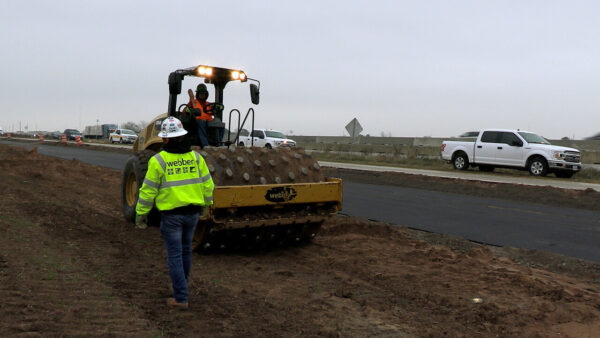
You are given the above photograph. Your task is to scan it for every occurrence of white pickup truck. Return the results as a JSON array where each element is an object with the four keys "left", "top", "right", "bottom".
[
  {"left": 441, "top": 129, "right": 581, "bottom": 178},
  {"left": 237, "top": 129, "right": 296, "bottom": 149}
]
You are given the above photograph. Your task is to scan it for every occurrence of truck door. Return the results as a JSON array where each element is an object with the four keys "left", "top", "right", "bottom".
[
  {"left": 251, "top": 130, "right": 265, "bottom": 147},
  {"left": 476, "top": 131, "right": 501, "bottom": 164},
  {"left": 495, "top": 132, "right": 524, "bottom": 166}
]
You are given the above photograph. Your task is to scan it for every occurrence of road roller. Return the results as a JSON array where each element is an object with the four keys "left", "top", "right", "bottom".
[{"left": 121, "top": 65, "right": 342, "bottom": 252}]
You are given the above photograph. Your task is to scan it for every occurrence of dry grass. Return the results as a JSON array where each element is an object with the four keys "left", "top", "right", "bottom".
[{"left": 311, "top": 151, "right": 600, "bottom": 183}]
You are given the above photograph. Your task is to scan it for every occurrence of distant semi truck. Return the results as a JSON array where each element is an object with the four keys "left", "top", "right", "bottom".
[{"left": 84, "top": 124, "right": 118, "bottom": 139}]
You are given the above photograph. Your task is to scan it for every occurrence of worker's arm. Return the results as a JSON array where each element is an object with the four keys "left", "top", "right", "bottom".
[
  {"left": 182, "top": 89, "right": 194, "bottom": 113},
  {"left": 135, "top": 156, "right": 163, "bottom": 215}
]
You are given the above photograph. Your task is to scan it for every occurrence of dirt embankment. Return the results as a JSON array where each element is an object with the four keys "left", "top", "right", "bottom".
[{"left": 0, "top": 144, "right": 599, "bottom": 337}]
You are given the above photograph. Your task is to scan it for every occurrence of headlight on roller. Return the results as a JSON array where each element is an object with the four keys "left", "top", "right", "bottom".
[
  {"left": 232, "top": 71, "right": 240, "bottom": 80},
  {"left": 196, "top": 66, "right": 213, "bottom": 76}
]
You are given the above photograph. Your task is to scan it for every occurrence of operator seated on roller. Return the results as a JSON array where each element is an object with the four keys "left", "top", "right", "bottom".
[
  {"left": 186, "top": 84, "right": 213, "bottom": 147},
  {"left": 135, "top": 116, "right": 214, "bottom": 309},
  {"left": 185, "top": 84, "right": 225, "bottom": 147}
]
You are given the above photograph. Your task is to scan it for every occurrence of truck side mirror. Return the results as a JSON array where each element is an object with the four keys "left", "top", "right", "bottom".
[
  {"left": 250, "top": 83, "right": 260, "bottom": 105},
  {"left": 512, "top": 140, "right": 523, "bottom": 147},
  {"left": 154, "top": 120, "right": 162, "bottom": 131}
]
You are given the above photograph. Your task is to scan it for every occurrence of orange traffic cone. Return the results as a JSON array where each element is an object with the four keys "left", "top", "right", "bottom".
[
  {"left": 61, "top": 134, "right": 67, "bottom": 144},
  {"left": 75, "top": 135, "right": 83, "bottom": 146},
  {"left": 7, "top": 133, "right": 11, "bottom": 140},
  {"left": 39, "top": 133, "right": 44, "bottom": 141}
]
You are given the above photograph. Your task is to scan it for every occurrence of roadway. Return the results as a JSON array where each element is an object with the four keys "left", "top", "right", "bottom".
[{"left": 2, "top": 139, "right": 600, "bottom": 262}]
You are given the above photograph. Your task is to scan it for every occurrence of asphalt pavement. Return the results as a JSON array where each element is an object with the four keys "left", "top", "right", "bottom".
[
  {"left": 0, "top": 140, "right": 131, "bottom": 170},
  {"left": 342, "top": 181, "right": 600, "bottom": 262},
  {"left": 3, "top": 139, "right": 599, "bottom": 262}
]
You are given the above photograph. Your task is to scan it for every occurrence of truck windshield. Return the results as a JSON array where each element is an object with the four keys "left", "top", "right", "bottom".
[
  {"left": 265, "top": 131, "right": 286, "bottom": 139},
  {"left": 121, "top": 130, "right": 136, "bottom": 135},
  {"left": 518, "top": 132, "right": 550, "bottom": 145}
]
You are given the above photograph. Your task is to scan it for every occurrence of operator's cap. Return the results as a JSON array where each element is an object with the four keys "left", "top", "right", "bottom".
[
  {"left": 158, "top": 116, "right": 187, "bottom": 138},
  {"left": 196, "top": 84, "right": 208, "bottom": 94}
]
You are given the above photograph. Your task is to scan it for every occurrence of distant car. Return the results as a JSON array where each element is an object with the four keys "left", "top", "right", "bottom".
[
  {"left": 458, "top": 131, "right": 479, "bottom": 138},
  {"left": 48, "top": 131, "right": 62, "bottom": 139},
  {"left": 64, "top": 129, "right": 83, "bottom": 141},
  {"left": 109, "top": 129, "right": 138, "bottom": 144},
  {"left": 585, "top": 132, "right": 600, "bottom": 140}
]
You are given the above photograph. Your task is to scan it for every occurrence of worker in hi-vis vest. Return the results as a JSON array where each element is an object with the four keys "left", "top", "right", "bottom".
[
  {"left": 185, "top": 83, "right": 225, "bottom": 147},
  {"left": 135, "top": 116, "right": 214, "bottom": 309},
  {"left": 187, "top": 83, "right": 214, "bottom": 147}
]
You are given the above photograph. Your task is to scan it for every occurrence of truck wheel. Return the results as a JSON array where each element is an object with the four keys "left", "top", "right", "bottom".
[
  {"left": 555, "top": 171, "right": 574, "bottom": 178},
  {"left": 452, "top": 152, "right": 469, "bottom": 170},
  {"left": 479, "top": 165, "right": 494, "bottom": 172},
  {"left": 265, "top": 143, "right": 272, "bottom": 149},
  {"left": 528, "top": 157, "right": 548, "bottom": 177},
  {"left": 110, "top": 137, "right": 114, "bottom": 144},
  {"left": 121, "top": 150, "right": 160, "bottom": 226}
]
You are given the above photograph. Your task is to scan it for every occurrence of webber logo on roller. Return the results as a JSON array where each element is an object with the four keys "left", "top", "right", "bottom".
[{"left": 265, "top": 187, "right": 297, "bottom": 202}]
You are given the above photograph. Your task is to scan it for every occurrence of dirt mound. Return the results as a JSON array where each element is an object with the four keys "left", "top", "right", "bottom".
[{"left": 0, "top": 144, "right": 599, "bottom": 336}]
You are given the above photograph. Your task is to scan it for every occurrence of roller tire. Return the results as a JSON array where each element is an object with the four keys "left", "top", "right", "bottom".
[{"left": 121, "top": 149, "right": 160, "bottom": 226}]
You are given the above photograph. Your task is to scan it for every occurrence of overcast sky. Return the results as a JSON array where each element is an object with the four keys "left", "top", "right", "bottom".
[{"left": 1, "top": 0, "right": 599, "bottom": 139}]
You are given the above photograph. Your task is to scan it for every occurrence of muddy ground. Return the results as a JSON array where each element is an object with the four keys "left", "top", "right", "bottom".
[{"left": 1, "top": 144, "right": 599, "bottom": 337}]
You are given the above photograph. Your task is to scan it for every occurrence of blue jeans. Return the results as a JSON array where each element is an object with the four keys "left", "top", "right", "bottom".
[
  {"left": 197, "top": 120, "right": 209, "bottom": 147},
  {"left": 160, "top": 212, "right": 199, "bottom": 303}
]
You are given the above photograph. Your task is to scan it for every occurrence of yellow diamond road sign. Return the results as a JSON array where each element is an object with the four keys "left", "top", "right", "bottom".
[{"left": 345, "top": 118, "right": 362, "bottom": 138}]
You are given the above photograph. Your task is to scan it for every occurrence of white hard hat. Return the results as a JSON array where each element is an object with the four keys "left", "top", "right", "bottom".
[{"left": 158, "top": 116, "right": 188, "bottom": 138}]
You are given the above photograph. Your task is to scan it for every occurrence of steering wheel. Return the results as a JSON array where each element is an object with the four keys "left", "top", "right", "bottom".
[{"left": 178, "top": 104, "right": 189, "bottom": 113}]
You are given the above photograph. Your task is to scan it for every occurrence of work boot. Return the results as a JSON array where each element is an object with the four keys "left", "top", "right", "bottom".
[{"left": 167, "top": 298, "right": 189, "bottom": 309}]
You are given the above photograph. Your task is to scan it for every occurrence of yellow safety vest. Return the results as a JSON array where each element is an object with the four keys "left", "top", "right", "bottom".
[{"left": 135, "top": 150, "right": 214, "bottom": 215}]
